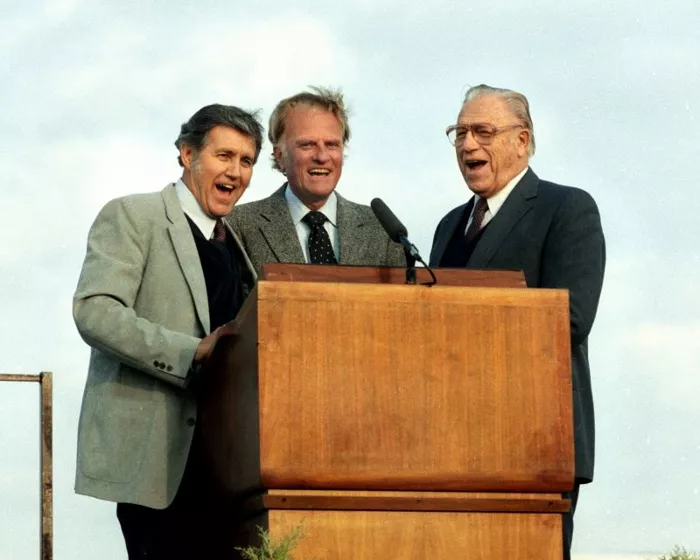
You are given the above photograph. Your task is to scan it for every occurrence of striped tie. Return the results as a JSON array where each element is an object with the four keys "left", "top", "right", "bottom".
[{"left": 465, "top": 198, "right": 488, "bottom": 242}]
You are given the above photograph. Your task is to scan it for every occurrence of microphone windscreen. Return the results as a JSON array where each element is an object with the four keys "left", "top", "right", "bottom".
[{"left": 370, "top": 198, "right": 408, "bottom": 243}]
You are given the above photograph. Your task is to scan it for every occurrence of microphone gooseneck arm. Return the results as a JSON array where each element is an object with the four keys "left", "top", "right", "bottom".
[{"left": 370, "top": 198, "right": 437, "bottom": 287}]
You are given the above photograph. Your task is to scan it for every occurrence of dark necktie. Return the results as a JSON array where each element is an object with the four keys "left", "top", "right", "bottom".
[
  {"left": 212, "top": 219, "right": 227, "bottom": 242},
  {"left": 302, "top": 211, "right": 337, "bottom": 265},
  {"left": 465, "top": 197, "right": 488, "bottom": 242}
]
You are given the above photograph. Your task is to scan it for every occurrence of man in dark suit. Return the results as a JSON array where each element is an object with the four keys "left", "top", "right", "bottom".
[
  {"left": 73, "top": 105, "right": 263, "bottom": 559},
  {"left": 430, "top": 84, "right": 605, "bottom": 560},
  {"left": 228, "top": 87, "right": 405, "bottom": 272}
]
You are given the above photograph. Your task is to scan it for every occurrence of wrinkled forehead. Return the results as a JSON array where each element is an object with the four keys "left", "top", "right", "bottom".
[
  {"left": 457, "top": 95, "right": 515, "bottom": 125},
  {"left": 284, "top": 104, "right": 344, "bottom": 139}
]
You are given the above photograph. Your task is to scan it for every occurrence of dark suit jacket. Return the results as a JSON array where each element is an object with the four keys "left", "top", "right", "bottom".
[
  {"left": 227, "top": 184, "right": 406, "bottom": 275},
  {"left": 430, "top": 168, "right": 605, "bottom": 482}
]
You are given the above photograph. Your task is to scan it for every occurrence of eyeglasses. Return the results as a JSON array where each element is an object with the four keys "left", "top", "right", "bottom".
[{"left": 445, "top": 123, "right": 524, "bottom": 146}]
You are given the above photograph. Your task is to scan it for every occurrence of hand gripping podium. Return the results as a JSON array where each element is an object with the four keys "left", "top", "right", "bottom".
[{"left": 199, "top": 264, "right": 574, "bottom": 560}]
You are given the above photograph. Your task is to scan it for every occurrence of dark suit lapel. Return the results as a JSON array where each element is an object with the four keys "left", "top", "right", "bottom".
[
  {"left": 468, "top": 168, "right": 539, "bottom": 268},
  {"left": 258, "top": 186, "right": 306, "bottom": 263},
  {"left": 336, "top": 193, "right": 366, "bottom": 265},
  {"left": 162, "top": 185, "right": 210, "bottom": 334},
  {"left": 431, "top": 199, "right": 473, "bottom": 267}
]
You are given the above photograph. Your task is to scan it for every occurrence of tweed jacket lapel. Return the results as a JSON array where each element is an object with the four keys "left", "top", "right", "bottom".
[
  {"left": 162, "top": 184, "right": 210, "bottom": 334},
  {"left": 430, "top": 199, "right": 474, "bottom": 267},
  {"left": 467, "top": 168, "right": 539, "bottom": 268},
  {"left": 336, "top": 192, "right": 367, "bottom": 265},
  {"left": 257, "top": 185, "right": 306, "bottom": 263}
]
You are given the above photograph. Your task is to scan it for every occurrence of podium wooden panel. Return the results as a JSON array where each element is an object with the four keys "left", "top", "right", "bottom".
[
  {"left": 199, "top": 266, "right": 573, "bottom": 558},
  {"left": 242, "top": 509, "right": 562, "bottom": 560}
]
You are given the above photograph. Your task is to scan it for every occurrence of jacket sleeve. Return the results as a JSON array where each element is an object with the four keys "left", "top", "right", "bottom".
[
  {"left": 540, "top": 188, "right": 606, "bottom": 347},
  {"left": 73, "top": 197, "right": 201, "bottom": 388}
]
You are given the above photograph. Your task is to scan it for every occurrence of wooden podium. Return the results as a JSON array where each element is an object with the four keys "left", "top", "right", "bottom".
[{"left": 200, "top": 265, "right": 574, "bottom": 559}]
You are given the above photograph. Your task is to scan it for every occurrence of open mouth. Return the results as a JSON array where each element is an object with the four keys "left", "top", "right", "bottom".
[
  {"left": 216, "top": 183, "right": 235, "bottom": 194},
  {"left": 465, "top": 160, "right": 487, "bottom": 171},
  {"left": 308, "top": 168, "right": 331, "bottom": 176}
]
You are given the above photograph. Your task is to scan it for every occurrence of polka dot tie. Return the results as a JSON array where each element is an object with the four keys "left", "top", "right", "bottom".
[
  {"left": 302, "top": 211, "right": 337, "bottom": 265},
  {"left": 465, "top": 197, "right": 488, "bottom": 242},
  {"left": 212, "top": 219, "right": 227, "bottom": 242}
]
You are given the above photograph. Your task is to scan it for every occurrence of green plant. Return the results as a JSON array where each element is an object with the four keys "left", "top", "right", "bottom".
[
  {"left": 658, "top": 546, "right": 700, "bottom": 560},
  {"left": 235, "top": 525, "right": 303, "bottom": 560}
]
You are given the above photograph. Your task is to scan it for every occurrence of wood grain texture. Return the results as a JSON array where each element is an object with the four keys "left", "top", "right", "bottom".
[
  {"left": 40, "top": 372, "right": 53, "bottom": 560},
  {"left": 0, "top": 373, "right": 42, "bottom": 382},
  {"left": 239, "top": 509, "right": 563, "bottom": 560},
  {"left": 201, "top": 278, "right": 574, "bottom": 495},
  {"left": 260, "top": 490, "right": 569, "bottom": 513},
  {"left": 257, "top": 281, "right": 573, "bottom": 492},
  {"left": 199, "top": 294, "right": 263, "bottom": 494},
  {"left": 262, "top": 263, "right": 526, "bottom": 288}
]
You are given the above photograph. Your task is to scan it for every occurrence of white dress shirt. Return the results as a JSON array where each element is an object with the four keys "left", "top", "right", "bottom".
[
  {"left": 465, "top": 166, "right": 529, "bottom": 234},
  {"left": 175, "top": 179, "right": 217, "bottom": 239},
  {"left": 284, "top": 185, "right": 339, "bottom": 263}
]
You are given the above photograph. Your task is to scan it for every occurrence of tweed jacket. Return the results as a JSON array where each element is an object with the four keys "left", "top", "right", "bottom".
[
  {"left": 227, "top": 185, "right": 405, "bottom": 275},
  {"left": 73, "top": 184, "right": 256, "bottom": 508}
]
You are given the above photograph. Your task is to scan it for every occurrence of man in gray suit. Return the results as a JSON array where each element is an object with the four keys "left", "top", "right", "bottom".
[
  {"left": 73, "top": 104, "right": 263, "bottom": 559},
  {"left": 430, "top": 84, "right": 605, "bottom": 560},
  {"left": 228, "top": 87, "right": 404, "bottom": 272}
]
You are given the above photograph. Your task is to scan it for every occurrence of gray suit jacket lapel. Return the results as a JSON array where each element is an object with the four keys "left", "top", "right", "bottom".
[
  {"left": 431, "top": 199, "right": 474, "bottom": 267},
  {"left": 162, "top": 185, "right": 210, "bottom": 334},
  {"left": 468, "top": 168, "right": 539, "bottom": 268},
  {"left": 258, "top": 185, "right": 306, "bottom": 263},
  {"left": 336, "top": 193, "right": 366, "bottom": 265}
]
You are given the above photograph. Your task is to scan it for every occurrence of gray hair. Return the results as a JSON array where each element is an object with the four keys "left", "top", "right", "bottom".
[
  {"left": 174, "top": 104, "right": 265, "bottom": 166},
  {"left": 463, "top": 84, "right": 536, "bottom": 156},
  {"left": 268, "top": 86, "right": 350, "bottom": 171}
]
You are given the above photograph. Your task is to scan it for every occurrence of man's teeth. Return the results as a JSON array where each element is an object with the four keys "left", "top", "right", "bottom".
[
  {"left": 216, "top": 184, "right": 234, "bottom": 190},
  {"left": 466, "top": 161, "right": 486, "bottom": 169},
  {"left": 309, "top": 169, "right": 330, "bottom": 175}
]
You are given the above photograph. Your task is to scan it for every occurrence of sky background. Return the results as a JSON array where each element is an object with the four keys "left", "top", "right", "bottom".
[{"left": 1, "top": 0, "right": 699, "bottom": 558}]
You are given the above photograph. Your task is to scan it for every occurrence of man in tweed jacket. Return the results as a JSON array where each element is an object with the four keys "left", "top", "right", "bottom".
[
  {"left": 228, "top": 87, "right": 405, "bottom": 272},
  {"left": 73, "top": 105, "right": 263, "bottom": 559}
]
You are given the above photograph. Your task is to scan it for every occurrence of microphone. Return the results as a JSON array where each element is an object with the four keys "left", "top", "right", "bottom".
[
  {"left": 370, "top": 198, "right": 436, "bottom": 286},
  {"left": 370, "top": 197, "right": 407, "bottom": 242},
  {"left": 370, "top": 198, "right": 422, "bottom": 259}
]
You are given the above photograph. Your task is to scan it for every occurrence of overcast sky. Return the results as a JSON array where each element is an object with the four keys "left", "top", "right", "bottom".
[{"left": 1, "top": 0, "right": 699, "bottom": 558}]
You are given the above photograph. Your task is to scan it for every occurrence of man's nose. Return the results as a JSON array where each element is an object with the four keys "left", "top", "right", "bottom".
[
  {"left": 462, "top": 129, "right": 480, "bottom": 151},
  {"left": 226, "top": 159, "right": 241, "bottom": 177},
  {"left": 313, "top": 144, "right": 331, "bottom": 162}
]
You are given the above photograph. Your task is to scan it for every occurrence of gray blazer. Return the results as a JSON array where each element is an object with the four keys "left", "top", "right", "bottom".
[
  {"left": 73, "top": 184, "right": 256, "bottom": 509},
  {"left": 227, "top": 185, "right": 405, "bottom": 275},
  {"left": 430, "top": 168, "right": 606, "bottom": 483}
]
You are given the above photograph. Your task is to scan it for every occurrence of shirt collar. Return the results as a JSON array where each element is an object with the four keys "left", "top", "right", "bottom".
[
  {"left": 284, "top": 184, "right": 338, "bottom": 226},
  {"left": 175, "top": 178, "right": 217, "bottom": 239},
  {"left": 481, "top": 166, "right": 529, "bottom": 216}
]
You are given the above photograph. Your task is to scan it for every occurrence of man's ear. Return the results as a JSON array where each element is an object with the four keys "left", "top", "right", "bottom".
[
  {"left": 273, "top": 145, "right": 286, "bottom": 174},
  {"left": 180, "top": 144, "right": 195, "bottom": 170},
  {"left": 516, "top": 129, "right": 530, "bottom": 158}
]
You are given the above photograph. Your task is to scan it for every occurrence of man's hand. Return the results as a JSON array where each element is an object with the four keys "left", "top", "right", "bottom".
[{"left": 194, "top": 322, "right": 237, "bottom": 364}]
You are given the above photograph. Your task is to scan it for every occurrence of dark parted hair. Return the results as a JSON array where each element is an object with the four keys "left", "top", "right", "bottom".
[{"left": 174, "top": 104, "right": 265, "bottom": 166}]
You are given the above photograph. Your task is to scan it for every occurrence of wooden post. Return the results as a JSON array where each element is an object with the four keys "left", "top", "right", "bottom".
[
  {"left": 40, "top": 372, "right": 53, "bottom": 560},
  {"left": 0, "top": 373, "right": 53, "bottom": 560}
]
